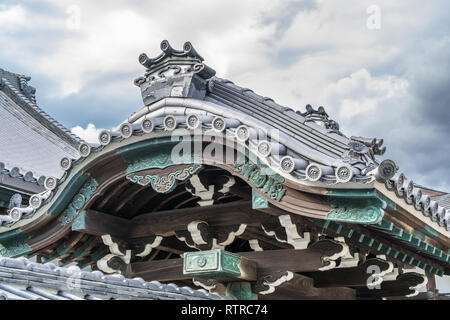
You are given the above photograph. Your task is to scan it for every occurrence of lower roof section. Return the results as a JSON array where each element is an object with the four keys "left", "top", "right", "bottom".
[{"left": 0, "top": 256, "right": 225, "bottom": 300}]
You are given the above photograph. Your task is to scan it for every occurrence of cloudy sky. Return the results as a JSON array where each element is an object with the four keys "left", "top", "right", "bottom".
[{"left": 0, "top": 0, "right": 449, "bottom": 192}]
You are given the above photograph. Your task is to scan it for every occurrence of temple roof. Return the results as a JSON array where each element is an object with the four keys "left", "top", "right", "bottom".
[
  {"left": 0, "top": 41, "right": 449, "bottom": 284},
  {"left": 0, "top": 256, "right": 224, "bottom": 300},
  {"left": 0, "top": 68, "right": 84, "bottom": 184},
  {"left": 432, "top": 194, "right": 450, "bottom": 210},
  {"left": 1, "top": 41, "right": 449, "bottom": 232}
]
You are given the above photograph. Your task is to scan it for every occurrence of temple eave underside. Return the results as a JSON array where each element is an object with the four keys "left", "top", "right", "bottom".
[{"left": 1, "top": 40, "right": 449, "bottom": 300}]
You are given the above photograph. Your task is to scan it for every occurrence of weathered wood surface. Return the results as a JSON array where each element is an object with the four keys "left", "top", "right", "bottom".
[
  {"left": 126, "top": 240, "right": 344, "bottom": 281},
  {"left": 74, "top": 201, "right": 274, "bottom": 239},
  {"left": 356, "top": 272, "right": 426, "bottom": 298},
  {"left": 258, "top": 273, "right": 356, "bottom": 300},
  {"left": 309, "top": 258, "right": 392, "bottom": 288}
]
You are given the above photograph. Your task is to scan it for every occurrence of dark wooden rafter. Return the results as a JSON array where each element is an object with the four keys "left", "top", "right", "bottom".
[
  {"left": 125, "top": 239, "right": 346, "bottom": 282},
  {"left": 262, "top": 204, "right": 449, "bottom": 275},
  {"left": 95, "top": 179, "right": 130, "bottom": 210},
  {"left": 3, "top": 132, "right": 445, "bottom": 301},
  {"left": 66, "top": 235, "right": 100, "bottom": 263},
  {"left": 239, "top": 226, "right": 292, "bottom": 250},
  {"left": 258, "top": 273, "right": 356, "bottom": 300},
  {"left": 382, "top": 209, "right": 446, "bottom": 251},
  {"left": 356, "top": 272, "right": 427, "bottom": 298},
  {"left": 113, "top": 183, "right": 146, "bottom": 214},
  {"left": 73, "top": 200, "right": 269, "bottom": 239},
  {"left": 344, "top": 222, "right": 447, "bottom": 274},
  {"left": 55, "top": 232, "right": 85, "bottom": 260},
  {"left": 123, "top": 189, "right": 160, "bottom": 218},
  {"left": 151, "top": 187, "right": 191, "bottom": 212},
  {"left": 174, "top": 196, "right": 198, "bottom": 209},
  {"left": 307, "top": 258, "right": 393, "bottom": 288}
]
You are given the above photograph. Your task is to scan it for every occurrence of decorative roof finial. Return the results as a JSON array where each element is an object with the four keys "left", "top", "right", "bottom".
[{"left": 134, "top": 40, "right": 215, "bottom": 106}]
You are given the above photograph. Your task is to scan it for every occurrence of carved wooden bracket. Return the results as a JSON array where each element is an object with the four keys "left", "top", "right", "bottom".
[
  {"left": 186, "top": 175, "right": 215, "bottom": 206},
  {"left": 334, "top": 237, "right": 360, "bottom": 269},
  {"left": 185, "top": 173, "right": 236, "bottom": 206},
  {"left": 356, "top": 271, "right": 428, "bottom": 298},
  {"left": 175, "top": 220, "right": 247, "bottom": 250},
  {"left": 261, "top": 214, "right": 310, "bottom": 249},
  {"left": 97, "top": 234, "right": 164, "bottom": 274},
  {"left": 126, "top": 164, "right": 203, "bottom": 194},
  {"left": 192, "top": 277, "right": 227, "bottom": 296},
  {"left": 253, "top": 270, "right": 294, "bottom": 295}
]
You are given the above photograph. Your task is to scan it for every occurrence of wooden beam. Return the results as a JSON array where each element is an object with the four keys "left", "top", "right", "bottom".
[
  {"left": 426, "top": 271, "right": 437, "bottom": 299},
  {"left": 126, "top": 258, "right": 184, "bottom": 282},
  {"left": 356, "top": 272, "right": 427, "bottom": 298},
  {"left": 74, "top": 201, "right": 271, "bottom": 240},
  {"left": 71, "top": 209, "right": 137, "bottom": 239},
  {"left": 258, "top": 273, "right": 356, "bottom": 300},
  {"left": 131, "top": 200, "right": 266, "bottom": 237},
  {"left": 308, "top": 258, "right": 392, "bottom": 288},
  {"left": 184, "top": 250, "right": 257, "bottom": 281},
  {"left": 125, "top": 239, "right": 345, "bottom": 282}
]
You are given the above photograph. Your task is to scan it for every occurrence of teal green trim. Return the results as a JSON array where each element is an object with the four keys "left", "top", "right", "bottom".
[
  {"left": 226, "top": 282, "right": 258, "bottom": 300},
  {"left": 252, "top": 190, "right": 268, "bottom": 209},
  {"left": 0, "top": 188, "right": 29, "bottom": 208},
  {"left": 48, "top": 171, "right": 89, "bottom": 216},
  {"left": 0, "top": 233, "right": 31, "bottom": 257},
  {"left": 60, "top": 177, "right": 98, "bottom": 226},
  {"left": 40, "top": 255, "right": 52, "bottom": 263},
  {"left": 74, "top": 248, "right": 90, "bottom": 259},
  {"left": 412, "top": 229, "right": 426, "bottom": 241},
  {"left": 326, "top": 189, "right": 396, "bottom": 210},
  {"left": 382, "top": 222, "right": 449, "bottom": 264},
  {"left": 415, "top": 225, "right": 440, "bottom": 238},
  {"left": 117, "top": 136, "right": 285, "bottom": 199},
  {"left": 326, "top": 204, "right": 384, "bottom": 224},
  {"left": 116, "top": 136, "right": 175, "bottom": 159},
  {"left": 373, "top": 220, "right": 394, "bottom": 232},
  {"left": 0, "top": 229, "right": 22, "bottom": 242},
  {"left": 311, "top": 218, "right": 446, "bottom": 276},
  {"left": 325, "top": 189, "right": 393, "bottom": 225},
  {"left": 127, "top": 164, "right": 203, "bottom": 194},
  {"left": 184, "top": 249, "right": 242, "bottom": 279},
  {"left": 90, "top": 247, "right": 109, "bottom": 262},
  {"left": 71, "top": 210, "right": 86, "bottom": 231},
  {"left": 235, "top": 162, "right": 286, "bottom": 202},
  {"left": 56, "top": 243, "right": 73, "bottom": 256},
  {"left": 125, "top": 141, "right": 200, "bottom": 174},
  {"left": 120, "top": 138, "right": 205, "bottom": 194}
]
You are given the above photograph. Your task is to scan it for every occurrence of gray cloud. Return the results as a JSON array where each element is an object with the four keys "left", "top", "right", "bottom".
[{"left": 0, "top": 0, "right": 448, "bottom": 192}]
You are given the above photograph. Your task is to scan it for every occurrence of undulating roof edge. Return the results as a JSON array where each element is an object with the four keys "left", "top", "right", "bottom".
[
  {"left": 0, "top": 68, "right": 91, "bottom": 188},
  {"left": 0, "top": 40, "right": 449, "bottom": 241},
  {"left": 0, "top": 256, "right": 225, "bottom": 300},
  {"left": 0, "top": 68, "right": 85, "bottom": 148}
]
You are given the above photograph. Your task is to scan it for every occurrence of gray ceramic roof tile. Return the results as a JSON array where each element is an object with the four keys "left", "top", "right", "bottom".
[
  {"left": 0, "top": 68, "right": 85, "bottom": 183},
  {"left": 432, "top": 194, "right": 450, "bottom": 210},
  {"left": 0, "top": 256, "right": 225, "bottom": 300}
]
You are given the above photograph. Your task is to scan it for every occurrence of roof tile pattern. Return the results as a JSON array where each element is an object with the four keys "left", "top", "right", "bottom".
[
  {"left": 0, "top": 69, "right": 84, "bottom": 182},
  {"left": 0, "top": 256, "right": 224, "bottom": 300}
]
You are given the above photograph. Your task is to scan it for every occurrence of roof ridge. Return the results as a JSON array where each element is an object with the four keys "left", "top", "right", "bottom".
[
  {"left": 0, "top": 70, "right": 85, "bottom": 148},
  {"left": 0, "top": 256, "right": 224, "bottom": 300}
]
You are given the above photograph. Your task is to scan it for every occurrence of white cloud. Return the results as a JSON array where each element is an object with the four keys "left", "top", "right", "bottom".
[
  {"left": 71, "top": 123, "right": 104, "bottom": 144},
  {"left": 319, "top": 69, "right": 409, "bottom": 119},
  {"left": 2, "top": 0, "right": 450, "bottom": 291},
  {"left": 0, "top": 5, "right": 26, "bottom": 29},
  {"left": 0, "top": 0, "right": 280, "bottom": 96}
]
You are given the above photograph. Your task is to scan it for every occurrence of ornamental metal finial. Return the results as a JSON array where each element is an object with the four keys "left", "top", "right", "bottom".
[
  {"left": 134, "top": 40, "right": 215, "bottom": 106},
  {"left": 298, "top": 104, "right": 340, "bottom": 131}
]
